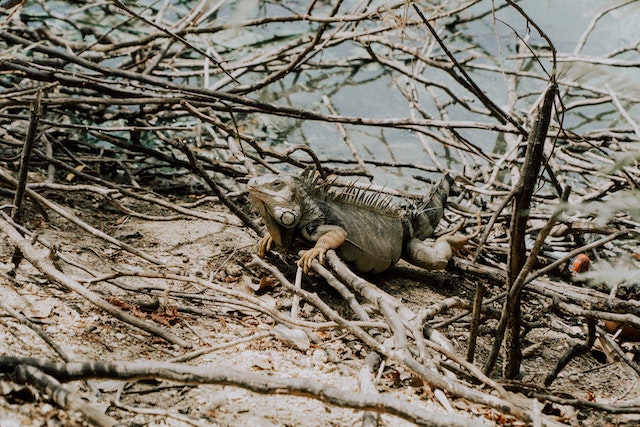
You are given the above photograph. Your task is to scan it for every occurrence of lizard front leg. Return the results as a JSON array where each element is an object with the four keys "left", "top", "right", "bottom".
[
  {"left": 299, "top": 225, "right": 347, "bottom": 273},
  {"left": 257, "top": 212, "right": 287, "bottom": 258}
]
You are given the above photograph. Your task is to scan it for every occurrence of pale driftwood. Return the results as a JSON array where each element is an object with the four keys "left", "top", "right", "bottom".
[
  {"left": 2, "top": 1, "right": 639, "bottom": 425},
  {"left": 0, "top": 214, "right": 191, "bottom": 348},
  {"left": 0, "top": 356, "right": 486, "bottom": 427},
  {"left": 11, "top": 364, "right": 119, "bottom": 427},
  {"left": 313, "top": 252, "right": 560, "bottom": 426}
]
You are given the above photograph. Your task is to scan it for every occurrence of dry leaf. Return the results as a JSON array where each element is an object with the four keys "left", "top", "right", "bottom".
[
  {"left": 107, "top": 297, "right": 131, "bottom": 310},
  {"left": 315, "top": 330, "right": 331, "bottom": 340},
  {"left": 248, "top": 275, "right": 277, "bottom": 292},
  {"left": 115, "top": 215, "right": 129, "bottom": 225},
  {"left": 150, "top": 307, "right": 180, "bottom": 326},
  {"left": 571, "top": 253, "right": 590, "bottom": 273},
  {"left": 65, "top": 164, "right": 86, "bottom": 182},
  {"left": 131, "top": 306, "right": 147, "bottom": 320}
]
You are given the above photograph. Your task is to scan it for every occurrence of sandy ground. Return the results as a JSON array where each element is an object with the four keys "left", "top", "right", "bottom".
[{"left": 1, "top": 194, "right": 639, "bottom": 426}]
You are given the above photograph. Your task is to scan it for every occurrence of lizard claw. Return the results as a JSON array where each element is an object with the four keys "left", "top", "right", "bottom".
[
  {"left": 298, "top": 247, "right": 326, "bottom": 274},
  {"left": 258, "top": 235, "right": 274, "bottom": 258},
  {"left": 438, "top": 210, "right": 481, "bottom": 257},
  {"left": 448, "top": 235, "right": 474, "bottom": 257}
]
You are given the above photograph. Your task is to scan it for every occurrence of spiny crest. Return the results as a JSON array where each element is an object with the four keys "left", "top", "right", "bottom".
[
  {"left": 298, "top": 166, "right": 325, "bottom": 189},
  {"left": 335, "top": 184, "right": 399, "bottom": 215},
  {"left": 297, "top": 168, "right": 400, "bottom": 216}
]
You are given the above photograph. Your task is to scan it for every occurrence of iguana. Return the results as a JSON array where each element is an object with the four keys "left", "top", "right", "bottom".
[{"left": 248, "top": 169, "right": 473, "bottom": 274}]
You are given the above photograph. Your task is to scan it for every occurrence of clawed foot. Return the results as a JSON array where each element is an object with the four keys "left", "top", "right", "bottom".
[
  {"left": 405, "top": 212, "right": 481, "bottom": 270},
  {"left": 436, "top": 233, "right": 474, "bottom": 257},
  {"left": 446, "top": 210, "right": 481, "bottom": 256},
  {"left": 258, "top": 235, "right": 274, "bottom": 258},
  {"left": 298, "top": 247, "right": 326, "bottom": 274},
  {"left": 258, "top": 235, "right": 324, "bottom": 274}
]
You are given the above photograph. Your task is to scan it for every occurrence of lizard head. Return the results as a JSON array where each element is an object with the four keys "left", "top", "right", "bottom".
[{"left": 247, "top": 174, "right": 302, "bottom": 228}]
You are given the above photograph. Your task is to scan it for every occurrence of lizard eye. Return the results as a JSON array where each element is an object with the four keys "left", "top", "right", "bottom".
[{"left": 271, "top": 180, "right": 284, "bottom": 189}]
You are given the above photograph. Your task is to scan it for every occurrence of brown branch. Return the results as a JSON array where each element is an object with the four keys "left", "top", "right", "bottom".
[
  {"left": 466, "top": 282, "right": 484, "bottom": 363},
  {"left": 178, "top": 140, "right": 263, "bottom": 235},
  {"left": 9, "top": 90, "right": 42, "bottom": 270},
  {"left": 484, "top": 80, "right": 558, "bottom": 378}
]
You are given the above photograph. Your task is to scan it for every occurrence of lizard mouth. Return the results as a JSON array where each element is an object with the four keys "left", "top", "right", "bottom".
[
  {"left": 247, "top": 187, "right": 270, "bottom": 203},
  {"left": 248, "top": 185, "right": 282, "bottom": 202},
  {"left": 247, "top": 182, "right": 263, "bottom": 195}
]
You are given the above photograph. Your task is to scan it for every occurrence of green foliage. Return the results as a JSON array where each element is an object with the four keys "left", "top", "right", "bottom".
[
  {"left": 563, "top": 150, "right": 640, "bottom": 225},
  {"left": 578, "top": 257, "right": 640, "bottom": 297},
  {"left": 583, "top": 189, "right": 640, "bottom": 225},
  {"left": 602, "top": 151, "right": 640, "bottom": 174},
  {"left": 567, "top": 149, "right": 640, "bottom": 293}
]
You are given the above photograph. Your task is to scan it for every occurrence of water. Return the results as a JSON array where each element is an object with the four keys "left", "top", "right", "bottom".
[
  {"left": 15, "top": 0, "right": 640, "bottom": 191},
  {"left": 229, "top": 0, "right": 640, "bottom": 189}
]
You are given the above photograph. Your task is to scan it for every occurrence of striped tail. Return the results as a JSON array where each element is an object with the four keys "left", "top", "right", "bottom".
[{"left": 411, "top": 173, "right": 454, "bottom": 240}]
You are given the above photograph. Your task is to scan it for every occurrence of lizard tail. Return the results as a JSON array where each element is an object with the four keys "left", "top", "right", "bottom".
[{"left": 411, "top": 173, "right": 454, "bottom": 241}]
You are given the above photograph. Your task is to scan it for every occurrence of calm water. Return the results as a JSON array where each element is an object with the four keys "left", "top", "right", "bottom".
[{"left": 23, "top": 0, "right": 640, "bottom": 190}]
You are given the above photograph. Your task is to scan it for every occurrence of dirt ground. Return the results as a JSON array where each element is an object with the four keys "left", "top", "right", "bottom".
[{"left": 1, "top": 192, "right": 639, "bottom": 427}]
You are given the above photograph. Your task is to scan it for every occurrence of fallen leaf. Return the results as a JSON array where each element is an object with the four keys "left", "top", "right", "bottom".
[
  {"left": 248, "top": 275, "right": 277, "bottom": 292},
  {"left": 131, "top": 306, "right": 147, "bottom": 320},
  {"left": 315, "top": 330, "right": 331, "bottom": 340},
  {"left": 115, "top": 215, "right": 129, "bottom": 225},
  {"left": 65, "top": 164, "right": 86, "bottom": 182},
  {"left": 107, "top": 297, "right": 132, "bottom": 310}
]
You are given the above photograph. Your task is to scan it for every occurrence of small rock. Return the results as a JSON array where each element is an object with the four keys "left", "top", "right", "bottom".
[
  {"left": 225, "top": 264, "right": 242, "bottom": 277},
  {"left": 311, "top": 348, "right": 328, "bottom": 366},
  {"left": 204, "top": 391, "right": 228, "bottom": 411},
  {"left": 272, "top": 325, "right": 310, "bottom": 351}
]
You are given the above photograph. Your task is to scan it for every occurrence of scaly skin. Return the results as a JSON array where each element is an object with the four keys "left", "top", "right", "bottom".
[{"left": 248, "top": 170, "right": 471, "bottom": 274}]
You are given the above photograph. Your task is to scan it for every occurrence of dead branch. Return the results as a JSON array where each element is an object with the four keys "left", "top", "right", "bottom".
[
  {"left": 11, "top": 364, "right": 119, "bottom": 427},
  {"left": 0, "top": 214, "right": 190, "bottom": 347},
  {"left": 1, "top": 356, "right": 486, "bottom": 427},
  {"left": 544, "top": 316, "right": 596, "bottom": 386},
  {"left": 1, "top": 1, "right": 639, "bottom": 425},
  {"left": 485, "top": 80, "right": 558, "bottom": 378},
  {"left": 320, "top": 252, "right": 551, "bottom": 425}
]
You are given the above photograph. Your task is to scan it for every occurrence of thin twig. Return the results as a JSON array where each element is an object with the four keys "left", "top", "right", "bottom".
[{"left": 0, "top": 214, "right": 191, "bottom": 348}]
